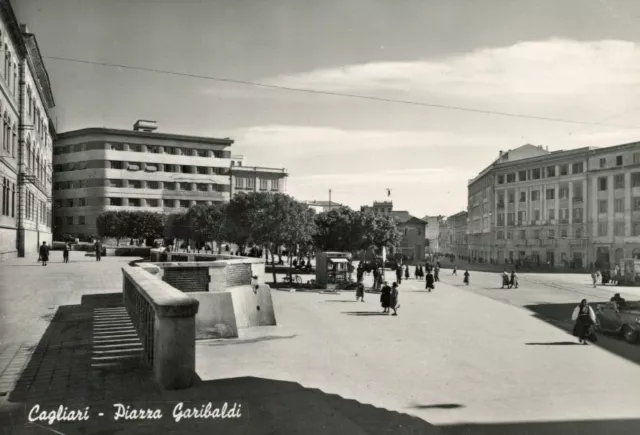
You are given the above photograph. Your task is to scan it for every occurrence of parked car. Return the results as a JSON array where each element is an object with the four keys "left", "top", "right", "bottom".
[{"left": 595, "top": 301, "right": 640, "bottom": 343}]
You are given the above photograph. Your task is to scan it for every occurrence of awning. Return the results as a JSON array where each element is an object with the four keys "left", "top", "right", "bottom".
[
  {"left": 127, "top": 165, "right": 140, "bottom": 171},
  {"left": 145, "top": 166, "right": 157, "bottom": 172},
  {"left": 328, "top": 258, "right": 349, "bottom": 263}
]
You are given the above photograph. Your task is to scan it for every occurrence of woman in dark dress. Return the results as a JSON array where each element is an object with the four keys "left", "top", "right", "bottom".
[
  {"left": 404, "top": 265, "right": 410, "bottom": 280},
  {"left": 414, "top": 265, "right": 420, "bottom": 280},
  {"left": 63, "top": 243, "right": 70, "bottom": 263},
  {"left": 355, "top": 282, "right": 365, "bottom": 302},
  {"left": 380, "top": 282, "right": 392, "bottom": 313},
  {"left": 39, "top": 242, "right": 49, "bottom": 266},
  {"left": 390, "top": 282, "right": 400, "bottom": 316},
  {"left": 425, "top": 270, "right": 435, "bottom": 292},
  {"left": 571, "top": 299, "right": 597, "bottom": 345},
  {"left": 463, "top": 270, "right": 470, "bottom": 285}
]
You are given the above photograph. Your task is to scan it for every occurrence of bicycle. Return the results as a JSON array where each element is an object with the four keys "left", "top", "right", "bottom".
[{"left": 282, "top": 274, "right": 302, "bottom": 285}]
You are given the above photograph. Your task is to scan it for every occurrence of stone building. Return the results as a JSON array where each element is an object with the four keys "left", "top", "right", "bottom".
[
  {"left": 0, "top": 3, "right": 55, "bottom": 259},
  {"left": 230, "top": 154, "right": 288, "bottom": 197}
]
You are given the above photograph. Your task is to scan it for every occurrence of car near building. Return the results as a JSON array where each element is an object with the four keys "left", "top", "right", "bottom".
[{"left": 595, "top": 300, "right": 640, "bottom": 344}]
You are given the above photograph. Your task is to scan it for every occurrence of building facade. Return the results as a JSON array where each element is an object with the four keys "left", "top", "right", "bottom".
[
  {"left": 52, "top": 121, "right": 233, "bottom": 239},
  {"left": 307, "top": 200, "right": 343, "bottom": 213},
  {"left": 448, "top": 211, "right": 468, "bottom": 259},
  {"left": 0, "top": 3, "right": 55, "bottom": 259},
  {"left": 230, "top": 154, "right": 288, "bottom": 197},
  {"left": 468, "top": 142, "right": 640, "bottom": 268},
  {"left": 422, "top": 215, "right": 443, "bottom": 253},
  {"left": 438, "top": 219, "right": 450, "bottom": 254}
]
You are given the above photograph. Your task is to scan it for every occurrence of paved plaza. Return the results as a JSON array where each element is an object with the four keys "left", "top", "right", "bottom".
[{"left": 1, "top": 256, "right": 640, "bottom": 434}]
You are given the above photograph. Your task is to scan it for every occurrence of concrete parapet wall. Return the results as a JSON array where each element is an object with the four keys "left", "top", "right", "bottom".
[
  {"left": 189, "top": 292, "right": 239, "bottom": 339},
  {"left": 228, "top": 285, "right": 277, "bottom": 329}
]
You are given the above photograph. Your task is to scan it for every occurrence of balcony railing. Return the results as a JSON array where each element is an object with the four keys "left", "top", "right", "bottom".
[{"left": 573, "top": 196, "right": 584, "bottom": 203}]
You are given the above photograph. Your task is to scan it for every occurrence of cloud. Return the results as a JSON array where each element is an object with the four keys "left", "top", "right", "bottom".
[{"left": 264, "top": 39, "right": 640, "bottom": 100}]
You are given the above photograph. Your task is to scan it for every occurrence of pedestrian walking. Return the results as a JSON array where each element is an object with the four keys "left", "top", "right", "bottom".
[
  {"left": 390, "top": 282, "right": 400, "bottom": 316},
  {"left": 356, "top": 262, "right": 364, "bottom": 284},
  {"left": 355, "top": 281, "right": 365, "bottom": 302},
  {"left": 404, "top": 265, "right": 410, "bottom": 281},
  {"left": 414, "top": 264, "right": 420, "bottom": 280},
  {"left": 63, "top": 243, "right": 70, "bottom": 263},
  {"left": 452, "top": 265, "right": 457, "bottom": 276},
  {"left": 94, "top": 240, "right": 102, "bottom": 261},
  {"left": 510, "top": 270, "right": 518, "bottom": 289},
  {"left": 571, "top": 299, "right": 598, "bottom": 345},
  {"left": 396, "top": 265, "right": 402, "bottom": 285},
  {"left": 463, "top": 269, "right": 470, "bottom": 285},
  {"left": 591, "top": 271, "right": 597, "bottom": 288},
  {"left": 425, "top": 270, "right": 435, "bottom": 292},
  {"left": 380, "top": 282, "right": 392, "bottom": 314},
  {"left": 39, "top": 242, "right": 49, "bottom": 266},
  {"left": 434, "top": 266, "right": 440, "bottom": 282},
  {"left": 501, "top": 270, "right": 510, "bottom": 289}
]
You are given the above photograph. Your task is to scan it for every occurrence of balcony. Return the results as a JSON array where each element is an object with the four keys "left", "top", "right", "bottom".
[
  {"left": 573, "top": 197, "right": 584, "bottom": 203},
  {"left": 497, "top": 202, "right": 505, "bottom": 209},
  {"left": 569, "top": 239, "right": 587, "bottom": 247},
  {"left": 528, "top": 239, "right": 542, "bottom": 246},
  {"left": 559, "top": 219, "right": 569, "bottom": 224}
]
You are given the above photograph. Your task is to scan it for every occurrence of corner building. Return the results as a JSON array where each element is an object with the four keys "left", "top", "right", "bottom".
[
  {"left": 52, "top": 121, "right": 233, "bottom": 239},
  {"left": 468, "top": 142, "right": 640, "bottom": 269},
  {"left": 0, "top": 2, "right": 55, "bottom": 259}
]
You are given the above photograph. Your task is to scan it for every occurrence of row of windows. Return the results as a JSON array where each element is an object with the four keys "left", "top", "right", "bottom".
[
  {"left": 25, "top": 87, "right": 48, "bottom": 142},
  {"left": 497, "top": 162, "right": 585, "bottom": 185},
  {"left": 54, "top": 160, "right": 231, "bottom": 176},
  {"left": 496, "top": 207, "right": 586, "bottom": 226},
  {"left": 53, "top": 179, "right": 229, "bottom": 192},
  {"left": 497, "top": 227, "right": 591, "bottom": 240},
  {"left": 235, "top": 177, "right": 280, "bottom": 190},
  {"left": 1, "top": 38, "right": 19, "bottom": 98},
  {"left": 497, "top": 184, "right": 583, "bottom": 206},
  {"left": 1, "top": 117, "right": 16, "bottom": 158},
  {"left": 1, "top": 177, "right": 15, "bottom": 217},
  {"left": 54, "top": 142, "right": 231, "bottom": 159},
  {"left": 598, "top": 173, "right": 640, "bottom": 190}
]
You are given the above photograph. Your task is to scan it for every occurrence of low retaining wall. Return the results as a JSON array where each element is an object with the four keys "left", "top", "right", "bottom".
[{"left": 142, "top": 258, "right": 275, "bottom": 338}]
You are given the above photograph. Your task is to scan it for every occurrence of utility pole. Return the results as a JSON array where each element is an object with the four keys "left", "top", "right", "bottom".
[{"left": 329, "top": 189, "right": 332, "bottom": 211}]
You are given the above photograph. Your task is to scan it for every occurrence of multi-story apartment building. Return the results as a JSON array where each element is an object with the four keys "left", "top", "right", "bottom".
[
  {"left": 468, "top": 142, "right": 640, "bottom": 268},
  {"left": 52, "top": 121, "right": 233, "bottom": 239},
  {"left": 0, "top": 4, "right": 56, "bottom": 259},
  {"left": 448, "top": 211, "right": 468, "bottom": 259},
  {"left": 438, "top": 219, "right": 450, "bottom": 254},
  {"left": 588, "top": 143, "right": 640, "bottom": 266},
  {"left": 230, "top": 154, "right": 287, "bottom": 197}
]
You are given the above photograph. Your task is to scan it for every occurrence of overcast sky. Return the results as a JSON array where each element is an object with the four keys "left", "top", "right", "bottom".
[{"left": 14, "top": 0, "right": 640, "bottom": 217}]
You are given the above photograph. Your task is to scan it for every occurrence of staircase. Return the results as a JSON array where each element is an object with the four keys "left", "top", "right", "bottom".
[{"left": 91, "top": 307, "right": 143, "bottom": 370}]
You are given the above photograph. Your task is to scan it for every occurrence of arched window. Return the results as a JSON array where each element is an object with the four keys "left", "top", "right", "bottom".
[
  {"left": 11, "top": 123, "right": 16, "bottom": 158},
  {"left": 25, "top": 140, "right": 31, "bottom": 170}
]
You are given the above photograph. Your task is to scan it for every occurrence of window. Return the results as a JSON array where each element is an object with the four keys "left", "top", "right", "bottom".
[
  {"left": 180, "top": 200, "right": 190, "bottom": 208},
  {"left": 148, "top": 181, "right": 159, "bottom": 189},
  {"left": 573, "top": 208, "right": 584, "bottom": 223},
  {"left": 66, "top": 199, "right": 74, "bottom": 207},
  {"left": 560, "top": 228, "right": 568, "bottom": 238},
  {"left": 147, "top": 199, "right": 159, "bottom": 207},
  {"left": 531, "top": 168, "right": 541, "bottom": 179},
  {"left": 271, "top": 179, "right": 279, "bottom": 190},
  {"left": 163, "top": 199, "right": 173, "bottom": 207},
  {"left": 574, "top": 227, "right": 583, "bottom": 239},
  {"left": 559, "top": 208, "right": 569, "bottom": 222},
  {"left": 507, "top": 212, "right": 515, "bottom": 225},
  {"left": 633, "top": 197, "right": 640, "bottom": 211},
  {"left": 497, "top": 213, "right": 505, "bottom": 226},
  {"left": 497, "top": 174, "right": 504, "bottom": 184},
  {"left": 634, "top": 153, "right": 640, "bottom": 164},
  {"left": 236, "top": 177, "right": 244, "bottom": 188},
  {"left": 559, "top": 164, "right": 568, "bottom": 176},
  {"left": 110, "top": 161, "right": 123, "bottom": 169},
  {"left": 547, "top": 209, "right": 555, "bottom": 220},
  {"left": 180, "top": 182, "right": 192, "bottom": 191},
  {"left": 518, "top": 170, "right": 527, "bottom": 181},
  {"left": 110, "top": 143, "right": 124, "bottom": 151},
  {"left": 129, "top": 198, "right": 140, "bottom": 207},
  {"left": 633, "top": 222, "right": 640, "bottom": 236},
  {"left": 546, "top": 166, "right": 556, "bottom": 177},
  {"left": 79, "top": 198, "right": 86, "bottom": 207},
  {"left": 130, "top": 144, "right": 142, "bottom": 152},
  {"left": 66, "top": 216, "right": 73, "bottom": 225},
  {"left": 79, "top": 216, "right": 86, "bottom": 225},
  {"left": 531, "top": 191, "right": 540, "bottom": 201},
  {"left": 130, "top": 180, "right": 142, "bottom": 189},
  {"left": 109, "top": 198, "right": 123, "bottom": 206},
  {"left": 572, "top": 162, "right": 584, "bottom": 174},
  {"left": 614, "top": 174, "right": 625, "bottom": 189},
  {"left": 547, "top": 229, "right": 555, "bottom": 239},
  {"left": 599, "top": 158, "right": 606, "bottom": 168},
  {"left": 246, "top": 178, "right": 255, "bottom": 189},
  {"left": 506, "top": 231, "right": 513, "bottom": 240},
  {"left": 597, "top": 222, "right": 608, "bottom": 237},
  {"left": 534, "top": 209, "right": 541, "bottom": 221},
  {"left": 598, "top": 200, "right": 608, "bottom": 214},
  {"left": 508, "top": 192, "right": 515, "bottom": 203},
  {"left": 616, "top": 155, "right": 623, "bottom": 166},
  {"left": 506, "top": 173, "right": 515, "bottom": 183},
  {"left": 598, "top": 177, "right": 608, "bottom": 191},
  {"left": 632, "top": 172, "right": 640, "bottom": 187},
  {"left": 534, "top": 230, "right": 541, "bottom": 239},
  {"left": 614, "top": 222, "right": 625, "bottom": 236},
  {"left": 546, "top": 188, "right": 555, "bottom": 200},
  {"left": 260, "top": 179, "right": 268, "bottom": 190},
  {"left": 615, "top": 198, "right": 624, "bottom": 213},
  {"left": 517, "top": 211, "right": 526, "bottom": 223},
  {"left": 519, "top": 192, "right": 526, "bottom": 203},
  {"left": 559, "top": 187, "right": 569, "bottom": 199}
]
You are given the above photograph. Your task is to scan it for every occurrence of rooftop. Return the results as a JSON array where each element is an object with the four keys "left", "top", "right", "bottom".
[
  {"left": 55, "top": 127, "right": 235, "bottom": 146},
  {"left": 231, "top": 165, "right": 288, "bottom": 174}
]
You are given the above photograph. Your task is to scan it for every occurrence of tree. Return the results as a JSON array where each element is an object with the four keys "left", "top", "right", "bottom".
[
  {"left": 126, "top": 211, "right": 165, "bottom": 245},
  {"left": 313, "top": 207, "right": 369, "bottom": 252},
  {"left": 164, "top": 212, "right": 189, "bottom": 249},
  {"left": 186, "top": 203, "right": 227, "bottom": 252},
  {"left": 95, "top": 210, "right": 129, "bottom": 245},
  {"left": 223, "top": 193, "right": 254, "bottom": 251},
  {"left": 365, "top": 213, "right": 403, "bottom": 254}
]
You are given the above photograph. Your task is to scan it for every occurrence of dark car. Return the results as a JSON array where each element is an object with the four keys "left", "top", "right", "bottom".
[{"left": 595, "top": 301, "right": 640, "bottom": 344}]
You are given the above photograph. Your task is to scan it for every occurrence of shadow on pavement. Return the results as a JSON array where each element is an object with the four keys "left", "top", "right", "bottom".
[
  {"left": 342, "top": 312, "right": 390, "bottom": 316},
  {"left": 411, "top": 403, "right": 464, "bottom": 410},
  {"left": 525, "top": 341, "right": 582, "bottom": 346},
  {"left": 0, "top": 293, "right": 446, "bottom": 434},
  {"left": 525, "top": 302, "right": 640, "bottom": 367},
  {"left": 443, "top": 418, "right": 640, "bottom": 435},
  {"left": 324, "top": 300, "right": 359, "bottom": 303}
]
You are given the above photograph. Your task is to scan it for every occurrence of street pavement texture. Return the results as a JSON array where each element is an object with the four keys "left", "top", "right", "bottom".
[{"left": 0, "top": 255, "right": 639, "bottom": 434}]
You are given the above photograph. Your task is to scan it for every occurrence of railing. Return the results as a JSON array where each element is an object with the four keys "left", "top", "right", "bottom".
[{"left": 122, "top": 266, "right": 199, "bottom": 390}]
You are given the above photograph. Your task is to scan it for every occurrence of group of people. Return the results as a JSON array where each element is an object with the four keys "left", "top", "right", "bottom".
[
  {"left": 37, "top": 240, "right": 103, "bottom": 266},
  {"left": 500, "top": 270, "right": 519, "bottom": 289}
]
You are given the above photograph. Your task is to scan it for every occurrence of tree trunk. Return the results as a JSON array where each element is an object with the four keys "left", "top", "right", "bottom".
[{"left": 269, "top": 247, "right": 277, "bottom": 283}]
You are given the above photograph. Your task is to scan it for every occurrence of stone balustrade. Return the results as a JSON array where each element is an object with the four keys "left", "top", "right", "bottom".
[{"left": 121, "top": 266, "right": 200, "bottom": 390}]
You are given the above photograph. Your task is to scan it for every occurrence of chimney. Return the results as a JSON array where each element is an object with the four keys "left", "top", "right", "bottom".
[
  {"left": 19, "top": 24, "right": 30, "bottom": 34},
  {"left": 133, "top": 120, "right": 158, "bottom": 132},
  {"left": 499, "top": 150, "right": 503, "bottom": 159}
]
